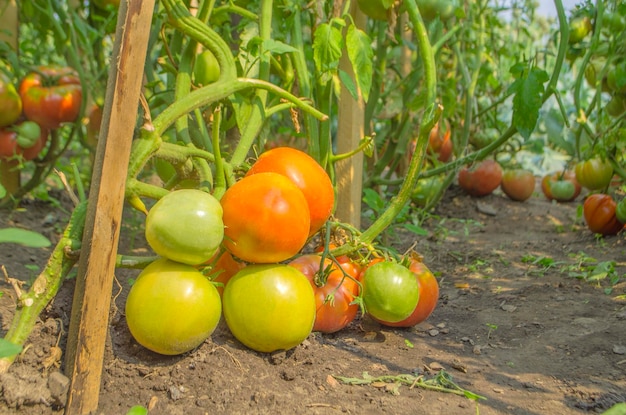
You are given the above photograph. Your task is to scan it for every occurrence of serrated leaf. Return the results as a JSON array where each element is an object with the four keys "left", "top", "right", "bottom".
[
  {"left": 0, "top": 228, "right": 52, "bottom": 248},
  {"left": 510, "top": 66, "right": 549, "bottom": 139},
  {"left": 346, "top": 25, "right": 373, "bottom": 102},
  {"left": 0, "top": 338, "right": 22, "bottom": 358},
  {"left": 312, "top": 23, "right": 343, "bottom": 75}
]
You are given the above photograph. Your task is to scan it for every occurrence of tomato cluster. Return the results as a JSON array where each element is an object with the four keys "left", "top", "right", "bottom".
[
  {"left": 127, "top": 147, "right": 441, "bottom": 355},
  {"left": 0, "top": 66, "right": 82, "bottom": 162}
]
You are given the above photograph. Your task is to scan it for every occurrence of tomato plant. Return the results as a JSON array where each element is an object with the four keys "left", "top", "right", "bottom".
[
  {"left": 221, "top": 172, "right": 310, "bottom": 263},
  {"left": 372, "top": 258, "right": 439, "bottom": 327},
  {"left": 193, "top": 49, "right": 221, "bottom": 86},
  {"left": 541, "top": 171, "right": 581, "bottom": 202},
  {"left": 0, "top": 122, "right": 48, "bottom": 161},
  {"left": 616, "top": 198, "right": 626, "bottom": 225},
  {"left": 416, "top": 0, "right": 456, "bottom": 22},
  {"left": 361, "top": 261, "right": 420, "bottom": 323},
  {"left": 0, "top": 73, "right": 22, "bottom": 128},
  {"left": 125, "top": 258, "right": 222, "bottom": 355},
  {"left": 500, "top": 169, "right": 535, "bottom": 202},
  {"left": 458, "top": 159, "right": 503, "bottom": 197},
  {"left": 575, "top": 158, "right": 614, "bottom": 191},
  {"left": 145, "top": 189, "right": 224, "bottom": 265},
  {"left": 568, "top": 15, "right": 592, "bottom": 44},
  {"left": 356, "top": 0, "right": 393, "bottom": 21},
  {"left": 245, "top": 147, "right": 334, "bottom": 237},
  {"left": 583, "top": 194, "right": 624, "bottom": 236},
  {"left": 222, "top": 264, "right": 316, "bottom": 353},
  {"left": 18, "top": 66, "right": 83, "bottom": 129},
  {"left": 411, "top": 175, "right": 444, "bottom": 208},
  {"left": 288, "top": 254, "right": 359, "bottom": 334},
  {"left": 92, "top": 0, "right": 120, "bottom": 10}
]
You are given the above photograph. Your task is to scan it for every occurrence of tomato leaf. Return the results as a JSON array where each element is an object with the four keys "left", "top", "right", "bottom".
[
  {"left": 339, "top": 69, "right": 358, "bottom": 100},
  {"left": 313, "top": 21, "right": 344, "bottom": 79},
  {"left": 508, "top": 65, "right": 549, "bottom": 139},
  {"left": 262, "top": 38, "right": 298, "bottom": 55},
  {"left": 0, "top": 338, "right": 22, "bottom": 358},
  {"left": 346, "top": 24, "right": 373, "bottom": 102},
  {"left": 0, "top": 228, "right": 52, "bottom": 248}
]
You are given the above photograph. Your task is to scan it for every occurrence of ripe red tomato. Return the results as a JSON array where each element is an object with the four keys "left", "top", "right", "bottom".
[
  {"left": 372, "top": 259, "right": 439, "bottom": 327},
  {"left": 0, "top": 122, "right": 48, "bottom": 161},
  {"left": 458, "top": 159, "right": 503, "bottom": 197},
  {"left": 362, "top": 261, "right": 420, "bottom": 323},
  {"left": 500, "top": 169, "right": 535, "bottom": 202},
  {"left": 204, "top": 250, "right": 245, "bottom": 297},
  {"left": 19, "top": 66, "right": 83, "bottom": 129},
  {"left": 575, "top": 158, "right": 614, "bottom": 191},
  {"left": 246, "top": 147, "right": 334, "bottom": 237},
  {"left": 222, "top": 264, "right": 316, "bottom": 353},
  {"left": 288, "top": 254, "right": 359, "bottom": 334},
  {"left": 427, "top": 121, "right": 453, "bottom": 162},
  {"left": 583, "top": 194, "right": 624, "bottom": 236},
  {"left": 0, "top": 73, "right": 22, "bottom": 128},
  {"left": 145, "top": 189, "right": 224, "bottom": 265},
  {"left": 541, "top": 171, "right": 581, "bottom": 202},
  {"left": 125, "top": 258, "right": 222, "bottom": 355},
  {"left": 221, "top": 172, "right": 310, "bottom": 263}
]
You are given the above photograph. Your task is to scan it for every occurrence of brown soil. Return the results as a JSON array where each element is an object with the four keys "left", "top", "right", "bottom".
[{"left": 1, "top": 184, "right": 625, "bottom": 415}]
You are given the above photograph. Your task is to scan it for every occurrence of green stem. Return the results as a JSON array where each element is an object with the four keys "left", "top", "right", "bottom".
[
  {"left": 212, "top": 106, "right": 226, "bottom": 199},
  {"left": 0, "top": 202, "right": 87, "bottom": 373},
  {"left": 358, "top": 0, "right": 437, "bottom": 246}
]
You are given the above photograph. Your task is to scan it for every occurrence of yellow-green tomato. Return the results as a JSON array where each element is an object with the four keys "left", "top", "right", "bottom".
[
  {"left": 125, "top": 258, "right": 222, "bottom": 355},
  {"left": 145, "top": 189, "right": 224, "bottom": 265},
  {"left": 574, "top": 158, "right": 614, "bottom": 191},
  {"left": 193, "top": 50, "right": 221, "bottom": 86},
  {"left": 222, "top": 264, "right": 316, "bottom": 353}
]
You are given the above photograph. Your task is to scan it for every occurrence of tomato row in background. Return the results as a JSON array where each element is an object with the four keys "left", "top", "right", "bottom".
[
  {"left": 0, "top": 66, "right": 82, "bottom": 161},
  {"left": 453, "top": 156, "right": 625, "bottom": 236},
  {"left": 126, "top": 146, "right": 440, "bottom": 356}
]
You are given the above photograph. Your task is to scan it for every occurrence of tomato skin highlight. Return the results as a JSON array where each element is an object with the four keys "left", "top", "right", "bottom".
[
  {"left": 583, "top": 194, "right": 624, "bottom": 236},
  {"left": 458, "top": 159, "right": 503, "bottom": 197},
  {"left": 362, "top": 261, "right": 420, "bottom": 323},
  {"left": 574, "top": 158, "right": 614, "bottom": 191},
  {"left": 145, "top": 189, "right": 224, "bottom": 265},
  {"left": 222, "top": 264, "right": 316, "bottom": 353},
  {"left": 221, "top": 172, "right": 310, "bottom": 263},
  {"left": 372, "top": 260, "right": 439, "bottom": 328},
  {"left": 288, "top": 254, "right": 359, "bottom": 334},
  {"left": 500, "top": 169, "right": 535, "bottom": 202},
  {"left": 19, "top": 66, "right": 82, "bottom": 130},
  {"left": 246, "top": 147, "right": 334, "bottom": 237},
  {"left": 125, "top": 258, "right": 222, "bottom": 356}
]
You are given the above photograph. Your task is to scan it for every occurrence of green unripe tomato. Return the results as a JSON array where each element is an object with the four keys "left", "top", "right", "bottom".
[
  {"left": 568, "top": 16, "right": 592, "bottom": 44},
  {"left": 125, "top": 258, "right": 222, "bottom": 355},
  {"left": 145, "top": 189, "right": 224, "bottom": 265},
  {"left": 193, "top": 50, "right": 221, "bottom": 86},
  {"left": 362, "top": 261, "right": 420, "bottom": 323}
]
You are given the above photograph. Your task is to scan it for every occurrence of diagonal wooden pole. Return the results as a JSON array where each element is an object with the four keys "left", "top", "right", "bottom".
[{"left": 64, "top": 1, "right": 155, "bottom": 414}]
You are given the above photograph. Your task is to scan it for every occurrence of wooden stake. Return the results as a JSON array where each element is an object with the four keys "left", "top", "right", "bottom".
[
  {"left": 64, "top": 1, "right": 154, "bottom": 414},
  {"left": 335, "top": 3, "right": 366, "bottom": 229}
]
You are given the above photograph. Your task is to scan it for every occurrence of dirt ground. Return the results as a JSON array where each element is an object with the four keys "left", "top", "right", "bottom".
[{"left": 0, "top": 182, "right": 625, "bottom": 415}]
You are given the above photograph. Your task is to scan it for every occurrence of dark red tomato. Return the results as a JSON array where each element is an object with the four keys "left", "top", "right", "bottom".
[
  {"left": 0, "top": 122, "right": 48, "bottom": 161},
  {"left": 0, "top": 73, "right": 22, "bottom": 128},
  {"left": 583, "top": 194, "right": 624, "bottom": 236},
  {"left": 541, "top": 171, "right": 581, "bottom": 202},
  {"left": 205, "top": 250, "right": 245, "bottom": 297},
  {"left": 288, "top": 254, "right": 359, "bottom": 333},
  {"left": 458, "top": 159, "right": 503, "bottom": 197},
  {"left": 246, "top": 147, "right": 334, "bottom": 237},
  {"left": 575, "top": 158, "right": 614, "bottom": 191},
  {"left": 85, "top": 103, "right": 103, "bottom": 150},
  {"left": 372, "top": 259, "right": 439, "bottom": 327},
  {"left": 427, "top": 121, "right": 453, "bottom": 162},
  {"left": 500, "top": 169, "right": 535, "bottom": 202},
  {"left": 19, "top": 66, "right": 83, "bottom": 129},
  {"left": 221, "top": 172, "right": 310, "bottom": 263}
]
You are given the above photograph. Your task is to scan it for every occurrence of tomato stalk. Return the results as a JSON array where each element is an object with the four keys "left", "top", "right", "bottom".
[{"left": 0, "top": 201, "right": 87, "bottom": 373}]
